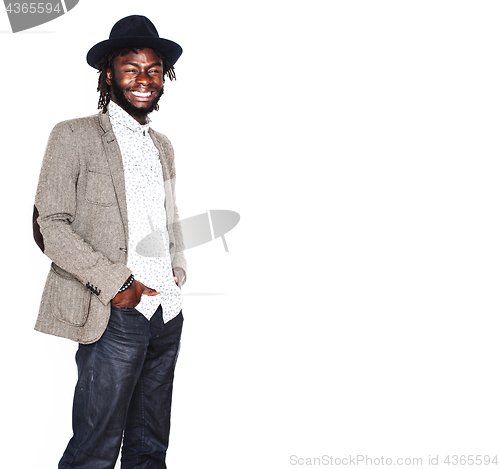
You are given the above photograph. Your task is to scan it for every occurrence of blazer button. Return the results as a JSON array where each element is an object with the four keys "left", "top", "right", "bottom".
[{"left": 86, "top": 282, "right": 100, "bottom": 295}]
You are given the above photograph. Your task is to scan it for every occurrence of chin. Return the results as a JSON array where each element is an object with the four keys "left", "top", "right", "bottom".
[{"left": 111, "top": 80, "right": 164, "bottom": 119}]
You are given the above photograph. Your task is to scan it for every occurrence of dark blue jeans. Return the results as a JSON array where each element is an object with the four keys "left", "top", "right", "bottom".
[{"left": 59, "top": 306, "right": 183, "bottom": 469}]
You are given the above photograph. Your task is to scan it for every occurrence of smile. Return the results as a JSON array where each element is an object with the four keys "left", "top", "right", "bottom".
[{"left": 131, "top": 91, "right": 153, "bottom": 97}]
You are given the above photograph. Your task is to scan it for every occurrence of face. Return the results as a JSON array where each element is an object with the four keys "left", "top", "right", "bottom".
[{"left": 107, "top": 48, "right": 164, "bottom": 124}]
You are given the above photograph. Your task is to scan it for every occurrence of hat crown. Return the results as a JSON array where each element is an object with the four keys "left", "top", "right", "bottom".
[{"left": 109, "top": 15, "right": 159, "bottom": 40}]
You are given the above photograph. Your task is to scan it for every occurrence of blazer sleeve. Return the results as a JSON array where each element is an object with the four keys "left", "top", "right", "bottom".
[
  {"left": 155, "top": 132, "right": 187, "bottom": 284},
  {"left": 168, "top": 173, "right": 188, "bottom": 284},
  {"left": 34, "top": 121, "right": 132, "bottom": 305}
]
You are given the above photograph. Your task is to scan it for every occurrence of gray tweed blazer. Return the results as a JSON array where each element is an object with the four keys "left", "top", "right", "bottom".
[{"left": 34, "top": 111, "right": 187, "bottom": 344}]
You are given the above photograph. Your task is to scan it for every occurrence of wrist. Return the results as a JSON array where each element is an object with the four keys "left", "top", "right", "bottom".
[{"left": 117, "top": 274, "right": 134, "bottom": 294}]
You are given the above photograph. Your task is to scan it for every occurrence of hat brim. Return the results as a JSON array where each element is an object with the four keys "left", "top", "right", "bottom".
[{"left": 87, "top": 36, "right": 183, "bottom": 69}]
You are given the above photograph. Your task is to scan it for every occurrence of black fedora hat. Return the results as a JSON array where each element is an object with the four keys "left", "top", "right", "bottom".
[{"left": 87, "top": 15, "right": 182, "bottom": 69}]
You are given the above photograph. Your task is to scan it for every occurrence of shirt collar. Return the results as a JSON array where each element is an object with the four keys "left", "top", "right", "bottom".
[{"left": 108, "top": 100, "right": 151, "bottom": 133}]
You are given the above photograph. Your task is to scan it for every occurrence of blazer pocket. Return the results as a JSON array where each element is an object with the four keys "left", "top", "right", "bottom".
[
  {"left": 50, "top": 264, "right": 91, "bottom": 327},
  {"left": 85, "top": 170, "right": 116, "bottom": 206}
]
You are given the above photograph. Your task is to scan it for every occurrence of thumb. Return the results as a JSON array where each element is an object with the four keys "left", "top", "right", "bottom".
[{"left": 142, "top": 286, "right": 161, "bottom": 296}]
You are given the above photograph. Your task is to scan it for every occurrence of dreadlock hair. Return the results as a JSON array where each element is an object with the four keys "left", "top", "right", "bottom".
[{"left": 95, "top": 47, "right": 176, "bottom": 114}]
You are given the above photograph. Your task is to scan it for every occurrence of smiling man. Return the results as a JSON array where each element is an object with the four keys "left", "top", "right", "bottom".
[
  {"left": 106, "top": 49, "right": 165, "bottom": 124},
  {"left": 33, "top": 15, "right": 187, "bottom": 469}
]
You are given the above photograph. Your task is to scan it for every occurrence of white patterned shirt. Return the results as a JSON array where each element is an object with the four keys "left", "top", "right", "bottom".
[{"left": 108, "top": 101, "right": 182, "bottom": 323}]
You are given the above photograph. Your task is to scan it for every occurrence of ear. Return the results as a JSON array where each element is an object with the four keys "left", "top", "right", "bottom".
[{"left": 105, "top": 67, "right": 113, "bottom": 86}]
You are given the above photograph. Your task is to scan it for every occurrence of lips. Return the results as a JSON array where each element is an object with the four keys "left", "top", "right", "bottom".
[
  {"left": 128, "top": 90, "right": 155, "bottom": 103},
  {"left": 131, "top": 90, "right": 153, "bottom": 98}
]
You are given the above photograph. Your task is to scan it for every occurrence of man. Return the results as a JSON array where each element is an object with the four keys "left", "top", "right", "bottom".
[{"left": 33, "top": 15, "right": 187, "bottom": 469}]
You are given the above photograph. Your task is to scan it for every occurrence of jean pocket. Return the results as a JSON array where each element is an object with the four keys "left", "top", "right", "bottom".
[{"left": 111, "top": 305, "right": 139, "bottom": 313}]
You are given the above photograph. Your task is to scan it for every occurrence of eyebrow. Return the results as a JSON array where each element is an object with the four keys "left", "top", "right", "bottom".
[{"left": 122, "top": 61, "right": 163, "bottom": 68}]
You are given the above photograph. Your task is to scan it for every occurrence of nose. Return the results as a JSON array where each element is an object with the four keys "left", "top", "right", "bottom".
[{"left": 136, "top": 70, "right": 151, "bottom": 85}]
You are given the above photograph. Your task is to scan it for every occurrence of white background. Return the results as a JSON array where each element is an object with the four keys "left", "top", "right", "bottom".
[{"left": 1, "top": 1, "right": 500, "bottom": 467}]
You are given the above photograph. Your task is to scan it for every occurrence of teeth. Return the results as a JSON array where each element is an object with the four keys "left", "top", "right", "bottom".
[{"left": 131, "top": 91, "right": 152, "bottom": 97}]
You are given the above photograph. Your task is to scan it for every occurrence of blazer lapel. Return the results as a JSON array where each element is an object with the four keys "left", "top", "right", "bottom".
[
  {"left": 98, "top": 111, "right": 129, "bottom": 250},
  {"left": 149, "top": 129, "right": 174, "bottom": 228},
  {"left": 150, "top": 129, "right": 169, "bottom": 181}
]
